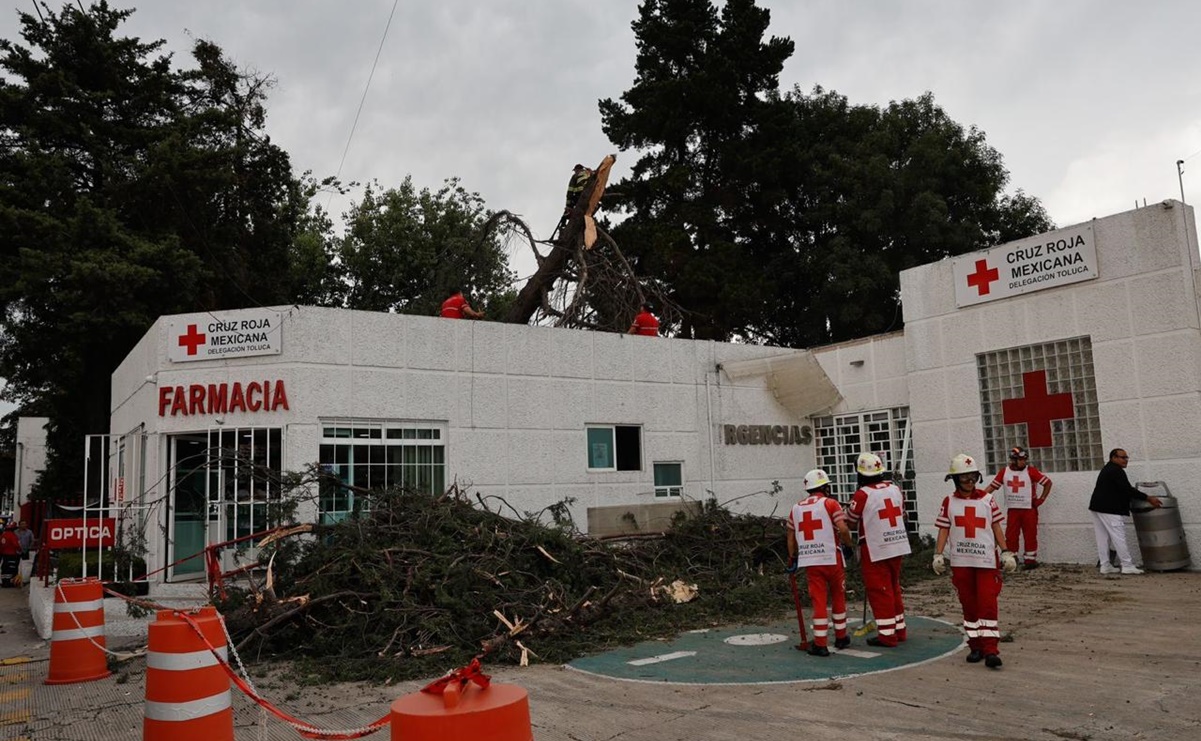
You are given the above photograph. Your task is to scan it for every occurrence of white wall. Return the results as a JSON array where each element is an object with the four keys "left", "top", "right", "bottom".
[
  {"left": 900, "top": 201, "right": 1201, "bottom": 566},
  {"left": 812, "top": 331, "right": 909, "bottom": 414},
  {"left": 14, "top": 416, "right": 49, "bottom": 509},
  {"left": 111, "top": 309, "right": 825, "bottom": 574}
]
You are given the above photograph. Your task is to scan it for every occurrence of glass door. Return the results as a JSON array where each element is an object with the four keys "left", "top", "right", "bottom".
[{"left": 169, "top": 435, "right": 212, "bottom": 578}]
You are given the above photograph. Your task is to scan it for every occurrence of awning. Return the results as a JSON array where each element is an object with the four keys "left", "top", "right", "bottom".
[{"left": 719, "top": 352, "right": 842, "bottom": 420}]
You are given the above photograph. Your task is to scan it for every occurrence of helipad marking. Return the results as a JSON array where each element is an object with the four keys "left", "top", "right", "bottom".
[
  {"left": 723, "top": 633, "right": 788, "bottom": 646},
  {"left": 834, "top": 648, "right": 880, "bottom": 659},
  {"left": 568, "top": 616, "right": 964, "bottom": 685},
  {"left": 627, "top": 651, "right": 696, "bottom": 666}
]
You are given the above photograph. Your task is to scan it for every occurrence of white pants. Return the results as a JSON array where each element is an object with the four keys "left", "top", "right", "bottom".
[{"left": 1091, "top": 512, "right": 1135, "bottom": 568}]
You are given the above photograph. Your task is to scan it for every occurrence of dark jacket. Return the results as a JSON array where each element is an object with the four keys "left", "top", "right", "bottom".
[{"left": 1088, "top": 461, "right": 1151, "bottom": 515}]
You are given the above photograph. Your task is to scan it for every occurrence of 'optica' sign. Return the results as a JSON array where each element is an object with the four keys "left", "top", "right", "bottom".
[
  {"left": 952, "top": 223, "right": 1097, "bottom": 308},
  {"left": 45, "top": 518, "right": 117, "bottom": 549}
]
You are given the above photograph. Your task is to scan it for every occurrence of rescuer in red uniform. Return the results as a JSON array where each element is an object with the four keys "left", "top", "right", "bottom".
[
  {"left": 846, "top": 452, "right": 911, "bottom": 647},
  {"left": 440, "top": 288, "right": 484, "bottom": 319},
  {"left": 933, "top": 453, "right": 1018, "bottom": 669},
  {"left": 985, "top": 446, "right": 1052, "bottom": 569},
  {"left": 627, "top": 303, "right": 659, "bottom": 336},
  {"left": 786, "top": 469, "right": 856, "bottom": 656}
]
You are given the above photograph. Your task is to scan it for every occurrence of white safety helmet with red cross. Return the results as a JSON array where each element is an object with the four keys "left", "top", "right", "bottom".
[
  {"left": 803, "top": 468, "right": 831, "bottom": 491},
  {"left": 855, "top": 452, "right": 885, "bottom": 476},
  {"left": 944, "top": 452, "right": 983, "bottom": 482}
]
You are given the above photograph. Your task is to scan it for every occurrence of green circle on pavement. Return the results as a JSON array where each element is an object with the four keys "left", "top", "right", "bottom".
[{"left": 567, "top": 616, "right": 962, "bottom": 684}]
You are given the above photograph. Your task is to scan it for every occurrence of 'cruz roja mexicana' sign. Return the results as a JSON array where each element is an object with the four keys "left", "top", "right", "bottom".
[{"left": 952, "top": 223, "right": 1097, "bottom": 308}]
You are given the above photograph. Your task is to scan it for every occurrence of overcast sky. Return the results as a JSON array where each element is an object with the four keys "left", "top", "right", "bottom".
[{"left": 3, "top": 0, "right": 1201, "bottom": 415}]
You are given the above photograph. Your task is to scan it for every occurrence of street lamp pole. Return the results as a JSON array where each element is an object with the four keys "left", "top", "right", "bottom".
[{"left": 1178, "top": 160, "right": 1187, "bottom": 205}]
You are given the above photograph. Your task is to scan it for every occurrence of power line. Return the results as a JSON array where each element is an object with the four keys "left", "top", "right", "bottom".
[{"left": 328, "top": 0, "right": 400, "bottom": 207}]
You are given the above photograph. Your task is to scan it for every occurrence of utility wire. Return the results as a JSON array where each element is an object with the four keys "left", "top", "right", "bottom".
[{"left": 328, "top": 0, "right": 400, "bottom": 208}]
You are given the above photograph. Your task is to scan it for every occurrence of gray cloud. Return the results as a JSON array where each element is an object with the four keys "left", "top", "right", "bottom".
[{"left": 3, "top": 0, "right": 1200, "bottom": 290}]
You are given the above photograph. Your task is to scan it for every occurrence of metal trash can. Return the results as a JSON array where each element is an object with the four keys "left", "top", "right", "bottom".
[{"left": 1131, "top": 482, "right": 1191, "bottom": 571}]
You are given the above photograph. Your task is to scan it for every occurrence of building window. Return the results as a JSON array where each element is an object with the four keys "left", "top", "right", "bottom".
[
  {"left": 586, "top": 425, "right": 642, "bottom": 471},
  {"left": 653, "top": 462, "right": 683, "bottom": 497},
  {"left": 318, "top": 421, "right": 446, "bottom": 524},
  {"left": 976, "top": 336, "right": 1102, "bottom": 473},
  {"left": 813, "top": 408, "right": 917, "bottom": 532}
]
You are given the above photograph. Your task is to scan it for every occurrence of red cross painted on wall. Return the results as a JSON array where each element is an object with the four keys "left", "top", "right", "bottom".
[
  {"left": 796, "top": 510, "right": 824, "bottom": 541},
  {"left": 1001, "top": 370, "right": 1075, "bottom": 448},
  {"left": 966, "top": 259, "right": 1000, "bottom": 296},
  {"left": 178, "top": 324, "right": 207, "bottom": 356},
  {"left": 1007, "top": 476, "right": 1024, "bottom": 494},
  {"left": 877, "top": 499, "right": 904, "bottom": 528},
  {"left": 954, "top": 506, "right": 987, "bottom": 539}
]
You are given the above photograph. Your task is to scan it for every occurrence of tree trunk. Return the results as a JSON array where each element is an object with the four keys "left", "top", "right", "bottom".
[{"left": 503, "top": 160, "right": 611, "bottom": 325}]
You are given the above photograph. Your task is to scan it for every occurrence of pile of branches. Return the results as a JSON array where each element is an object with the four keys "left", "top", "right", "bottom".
[{"left": 220, "top": 485, "right": 932, "bottom": 682}]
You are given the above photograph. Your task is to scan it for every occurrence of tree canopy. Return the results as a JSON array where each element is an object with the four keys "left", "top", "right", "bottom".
[
  {"left": 602, "top": 0, "right": 1054, "bottom": 346},
  {"left": 0, "top": 2, "right": 315, "bottom": 494},
  {"left": 338, "top": 177, "right": 513, "bottom": 317}
]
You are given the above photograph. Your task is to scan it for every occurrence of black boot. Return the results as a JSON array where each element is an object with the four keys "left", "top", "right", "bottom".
[
  {"left": 966, "top": 649, "right": 984, "bottom": 663},
  {"left": 834, "top": 636, "right": 851, "bottom": 650},
  {"left": 985, "top": 654, "right": 1003, "bottom": 669},
  {"left": 807, "top": 644, "right": 830, "bottom": 657}
]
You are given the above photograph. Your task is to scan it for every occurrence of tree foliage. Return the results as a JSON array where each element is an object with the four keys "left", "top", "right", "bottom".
[
  {"left": 602, "top": 0, "right": 1054, "bottom": 346},
  {"left": 337, "top": 177, "right": 513, "bottom": 317},
  {"left": 0, "top": 2, "right": 314, "bottom": 494}
]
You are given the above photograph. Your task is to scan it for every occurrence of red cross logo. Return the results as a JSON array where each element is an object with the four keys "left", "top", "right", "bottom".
[
  {"left": 1007, "top": 475, "right": 1024, "bottom": 494},
  {"left": 966, "top": 259, "right": 1000, "bottom": 296},
  {"left": 1001, "top": 370, "right": 1075, "bottom": 448},
  {"left": 877, "top": 498, "right": 904, "bottom": 528},
  {"left": 796, "top": 510, "right": 824, "bottom": 541},
  {"left": 178, "top": 324, "right": 207, "bottom": 356},
  {"left": 954, "top": 506, "right": 987, "bottom": 538}
]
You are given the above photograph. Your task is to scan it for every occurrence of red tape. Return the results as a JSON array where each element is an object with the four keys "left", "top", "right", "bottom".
[{"left": 176, "top": 611, "right": 390, "bottom": 739}]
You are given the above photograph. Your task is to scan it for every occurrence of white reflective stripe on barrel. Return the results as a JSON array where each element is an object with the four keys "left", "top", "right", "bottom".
[
  {"left": 51, "top": 624, "right": 105, "bottom": 641},
  {"left": 147, "top": 647, "right": 228, "bottom": 671},
  {"left": 54, "top": 598, "right": 104, "bottom": 613},
  {"left": 144, "top": 692, "right": 232, "bottom": 721}
]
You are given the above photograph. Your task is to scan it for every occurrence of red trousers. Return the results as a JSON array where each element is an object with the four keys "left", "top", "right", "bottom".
[
  {"left": 862, "top": 554, "right": 906, "bottom": 646},
  {"left": 951, "top": 566, "right": 1003, "bottom": 655},
  {"left": 1005, "top": 507, "right": 1039, "bottom": 564},
  {"left": 805, "top": 564, "right": 848, "bottom": 647}
]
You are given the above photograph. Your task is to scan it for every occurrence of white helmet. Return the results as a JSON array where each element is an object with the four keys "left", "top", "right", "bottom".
[
  {"left": 945, "top": 453, "right": 982, "bottom": 481},
  {"left": 803, "top": 469, "right": 831, "bottom": 491},
  {"left": 856, "top": 452, "right": 885, "bottom": 476}
]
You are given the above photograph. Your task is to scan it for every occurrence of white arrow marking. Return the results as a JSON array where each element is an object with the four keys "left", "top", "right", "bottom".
[{"left": 627, "top": 651, "right": 697, "bottom": 666}]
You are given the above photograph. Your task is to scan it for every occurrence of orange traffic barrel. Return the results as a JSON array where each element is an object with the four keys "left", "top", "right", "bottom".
[
  {"left": 391, "top": 681, "right": 533, "bottom": 740},
  {"left": 143, "top": 607, "right": 233, "bottom": 741},
  {"left": 45, "top": 577, "right": 112, "bottom": 685}
]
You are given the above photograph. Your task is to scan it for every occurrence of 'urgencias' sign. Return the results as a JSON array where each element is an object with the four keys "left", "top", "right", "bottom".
[{"left": 723, "top": 424, "right": 812, "bottom": 445}]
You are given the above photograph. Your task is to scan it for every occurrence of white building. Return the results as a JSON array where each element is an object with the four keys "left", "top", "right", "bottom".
[
  {"left": 98, "top": 200, "right": 1197, "bottom": 581},
  {"left": 9, "top": 416, "right": 49, "bottom": 514}
]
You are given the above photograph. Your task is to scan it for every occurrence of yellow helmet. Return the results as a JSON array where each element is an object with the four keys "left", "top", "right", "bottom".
[
  {"left": 856, "top": 452, "right": 885, "bottom": 476},
  {"left": 803, "top": 469, "right": 831, "bottom": 491},
  {"left": 945, "top": 453, "right": 982, "bottom": 482}
]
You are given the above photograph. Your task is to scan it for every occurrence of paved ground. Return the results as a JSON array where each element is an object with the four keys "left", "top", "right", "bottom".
[{"left": 2, "top": 564, "right": 1200, "bottom": 740}]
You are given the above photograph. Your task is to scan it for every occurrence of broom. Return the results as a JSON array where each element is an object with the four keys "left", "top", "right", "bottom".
[{"left": 852, "top": 588, "right": 875, "bottom": 637}]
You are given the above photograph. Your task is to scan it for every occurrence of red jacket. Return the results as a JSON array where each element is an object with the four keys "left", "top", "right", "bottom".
[{"left": 0, "top": 530, "right": 20, "bottom": 557}]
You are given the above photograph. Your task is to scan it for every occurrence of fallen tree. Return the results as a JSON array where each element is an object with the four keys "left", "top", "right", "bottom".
[{"left": 220, "top": 481, "right": 934, "bottom": 682}]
